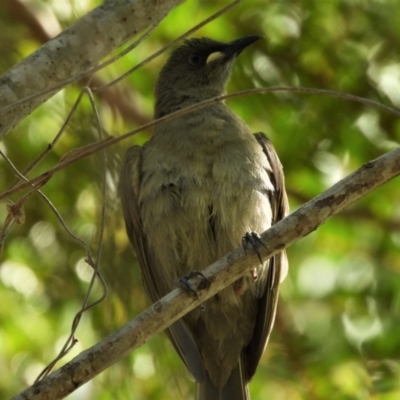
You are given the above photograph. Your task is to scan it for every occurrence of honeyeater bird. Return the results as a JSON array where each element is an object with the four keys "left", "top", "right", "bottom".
[{"left": 119, "top": 35, "right": 289, "bottom": 400}]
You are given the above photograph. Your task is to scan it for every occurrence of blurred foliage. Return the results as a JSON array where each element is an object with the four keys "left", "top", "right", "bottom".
[{"left": 1, "top": 0, "right": 400, "bottom": 399}]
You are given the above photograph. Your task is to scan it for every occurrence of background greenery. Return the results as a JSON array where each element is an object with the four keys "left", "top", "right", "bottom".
[{"left": 1, "top": 0, "right": 400, "bottom": 399}]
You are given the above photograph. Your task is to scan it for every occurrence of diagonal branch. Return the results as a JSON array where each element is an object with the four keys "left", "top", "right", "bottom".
[
  {"left": 10, "top": 144, "right": 400, "bottom": 400},
  {"left": 0, "top": 0, "right": 184, "bottom": 139}
]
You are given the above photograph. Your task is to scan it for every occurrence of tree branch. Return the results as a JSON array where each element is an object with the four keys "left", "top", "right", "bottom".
[
  {"left": 10, "top": 146, "right": 400, "bottom": 400},
  {"left": 0, "top": 0, "right": 184, "bottom": 138}
]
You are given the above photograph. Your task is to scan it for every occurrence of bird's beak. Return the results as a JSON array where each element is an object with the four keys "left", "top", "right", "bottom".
[{"left": 206, "top": 35, "right": 263, "bottom": 64}]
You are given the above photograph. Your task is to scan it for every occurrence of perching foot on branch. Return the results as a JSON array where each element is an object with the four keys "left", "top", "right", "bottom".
[
  {"left": 177, "top": 271, "right": 212, "bottom": 301},
  {"left": 242, "top": 231, "right": 268, "bottom": 266}
]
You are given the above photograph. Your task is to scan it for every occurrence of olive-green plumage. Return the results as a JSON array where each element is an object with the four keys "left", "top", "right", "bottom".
[{"left": 119, "top": 35, "right": 289, "bottom": 400}]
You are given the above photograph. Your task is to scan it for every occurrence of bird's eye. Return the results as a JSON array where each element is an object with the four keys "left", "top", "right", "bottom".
[{"left": 188, "top": 53, "right": 201, "bottom": 65}]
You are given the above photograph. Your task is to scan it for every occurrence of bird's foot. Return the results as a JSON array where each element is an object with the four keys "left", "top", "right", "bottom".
[
  {"left": 242, "top": 231, "right": 267, "bottom": 269},
  {"left": 177, "top": 271, "right": 212, "bottom": 301}
]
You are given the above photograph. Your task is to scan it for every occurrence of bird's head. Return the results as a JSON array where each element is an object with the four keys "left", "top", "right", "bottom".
[{"left": 154, "top": 35, "right": 262, "bottom": 117}]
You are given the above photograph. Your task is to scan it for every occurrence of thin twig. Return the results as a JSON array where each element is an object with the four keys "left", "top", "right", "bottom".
[
  {"left": 0, "top": 148, "right": 108, "bottom": 382},
  {"left": 23, "top": 89, "right": 88, "bottom": 177},
  {"left": 94, "top": 0, "right": 243, "bottom": 92},
  {"left": 1, "top": 86, "right": 400, "bottom": 203},
  {"left": 36, "top": 87, "right": 109, "bottom": 381}
]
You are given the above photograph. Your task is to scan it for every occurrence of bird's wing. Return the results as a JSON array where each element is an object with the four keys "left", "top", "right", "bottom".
[
  {"left": 119, "top": 146, "right": 159, "bottom": 301},
  {"left": 244, "top": 132, "right": 289, "bottom": 380},
  {"left": 119, "top": 146, "right": 205, "bottom": 383}
]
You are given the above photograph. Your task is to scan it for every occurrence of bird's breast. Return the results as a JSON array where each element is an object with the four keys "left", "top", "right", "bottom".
[{"left": 139, "top": 114, "right": 273, "bottom": 283}]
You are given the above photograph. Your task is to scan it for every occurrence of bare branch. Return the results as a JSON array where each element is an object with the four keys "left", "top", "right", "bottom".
[
  {"left": 10, "top": 145, "right": 400, "bottom": 400},
  {"left": 0, "top": 0, "right": 185, "bottom": 139}
]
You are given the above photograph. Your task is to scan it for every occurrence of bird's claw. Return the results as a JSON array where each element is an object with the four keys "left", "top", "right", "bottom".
[
  {"left": 177, "top": 271, "right": 212, "bottom": 301},
  {"left": 242, "top": 231, "right": 267, "bottom": 266}
]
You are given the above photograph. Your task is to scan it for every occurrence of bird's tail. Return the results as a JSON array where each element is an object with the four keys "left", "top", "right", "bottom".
[{"left": 196, "top": 357, "right": 249, "bottom": 400}]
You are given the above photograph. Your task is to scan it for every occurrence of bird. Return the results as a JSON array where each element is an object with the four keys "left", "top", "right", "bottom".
[{"left": 119, "top": 35, "right": 289, "bottom": 400}]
